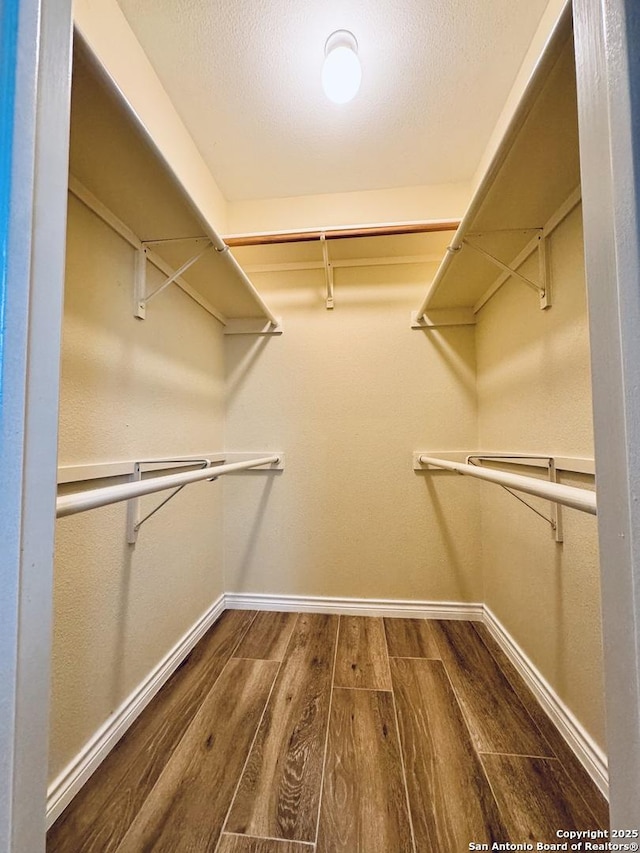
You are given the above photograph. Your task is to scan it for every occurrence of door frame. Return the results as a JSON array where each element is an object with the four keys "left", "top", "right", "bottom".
[
  {"left": 0, "top": 0, "right": 72, "bottom": 849},
  {"left": 574, "top": 0, "right": 640, "bottom": 825}
]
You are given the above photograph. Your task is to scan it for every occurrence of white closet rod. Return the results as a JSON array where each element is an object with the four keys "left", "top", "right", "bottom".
[
  {"left": 56, "top": 455, "right": 280, "bottom": 518},
  {"left": 419, "top": 455, "right": 597, "bottom": 515}
]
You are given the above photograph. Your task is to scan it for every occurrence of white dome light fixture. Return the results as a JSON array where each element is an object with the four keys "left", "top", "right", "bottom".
[{"left": 322, "top": 30, "right": 362, "bottom": 104}]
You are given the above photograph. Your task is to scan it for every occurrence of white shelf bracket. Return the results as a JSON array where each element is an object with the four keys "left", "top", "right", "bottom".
[
  {"left": 548, "top": 458, "right": 563, "bottom": 543},
  {"left": 321, "top": 233, "right": 334, "bottom": 309},
  {"left": 127, "top": 458, "right": 213, "bottom": 544},
  {"left": 467, "top": 454, "right": 563, "bottom": 542},
  {"left": 463, "top": 238, "right": 549, "bottom": 308},
  {"left": 538, "top": 233, "right": 552, "bottom": 309},
  {"left": 134, "top": 246, "right": 147, "bottom": 319},
  {"left": 134, "top": 241, "right": 213, "bottom": 319}
]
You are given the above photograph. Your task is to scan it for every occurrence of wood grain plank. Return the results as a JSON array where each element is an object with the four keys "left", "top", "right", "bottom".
[
  {"left": 233, "top": 611, "right": 298, "bottom": 661},
  {"left": 316, "top": 688, "right": 414, "bottom": 853},
  {"left": 481, "top": 754, "right": 599, "bottom": 840},
  {"left": 334, "top": 616, "right": 392, "bottom": 690},
  {"left": 383, "top": 618, "right": 441, "bottom": 658},
  {"left": 471, "top": 621, "right": 609, "bottom": 829},
  {"left": 217, "top": 834, "right": 313, "bottom": 852},
  {"left": 115, "top": 658, "right": 278, "bottom": 852},
  {"left": 225, "top": 613, "right": 338, "bottom": 843},
  {"left": 391, "top": 658, "right": 506, "bottom": 851},
  {"left": 47, "top": 609, "right": 256, "bottom": 853},
  {"left": 432, "top": 620, "right": 554, "bottom": 757}
]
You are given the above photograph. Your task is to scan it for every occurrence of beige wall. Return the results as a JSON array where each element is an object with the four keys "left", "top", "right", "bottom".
[
  {"left": 50, "top": 195, "right": 227, "bottom": 781},
  {"left": 475, "top": 205, "right": 606, "bottom": 748},
  {"left": 223, "top": 254, "right": 481, "bottom": 602},
  {"left": 227, "top": 182, "right": 470, "bottom": 234}
]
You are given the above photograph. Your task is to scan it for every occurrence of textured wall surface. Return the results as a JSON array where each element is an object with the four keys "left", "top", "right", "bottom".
[
  {"left": 223, "top": 256, "right": 481, "bottom": 601},
  {"left": 50, "top": 196, "right": 226, "bottom": 780},
  {"left": 475, "top": 205, "right": 606, "bottom": 748},
  {"left": 227, "top": 182, "right": 471, "bottom": 234}
]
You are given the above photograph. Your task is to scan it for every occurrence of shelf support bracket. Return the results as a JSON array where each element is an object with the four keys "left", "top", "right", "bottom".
[
  {"left": 134, "top": 246, "right": 147, "bottom": 319},
  {"left": 134, "top": 242, "right": 213, "bottom": 319},
  {"left": 538, "top": 233, "right": 552, "bottom": 309},
  {"left": 463, "top": 238, "right": 549, "bottom": 309},
  {"left": 467, "top": 455, "right": 563, "bottom": 542},
  {"left": 548, "top": 458, "right": 563, "bottom": 543},
  {"left": 127, "top": 459, "right": 213, "bottom": 544},
  {"left": 321, "top": 233, "right": 334, "bottom": 309}
]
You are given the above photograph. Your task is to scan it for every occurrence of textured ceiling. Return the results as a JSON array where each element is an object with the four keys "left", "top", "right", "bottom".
[{"left": 116, "top": 0, "right": 549, "bottom": 201}]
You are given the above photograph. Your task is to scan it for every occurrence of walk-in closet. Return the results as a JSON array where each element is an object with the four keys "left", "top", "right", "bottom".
[{"left": 3, "top": 0, "right": 640, "bottom": 850}]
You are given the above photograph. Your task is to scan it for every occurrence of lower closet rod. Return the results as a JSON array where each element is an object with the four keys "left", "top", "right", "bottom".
[
  {"left": 56, "top": 455, "right": 280, "bottom": 518},
  {"left": 419, "top": 456, "right": 597, "bottom": 515}
]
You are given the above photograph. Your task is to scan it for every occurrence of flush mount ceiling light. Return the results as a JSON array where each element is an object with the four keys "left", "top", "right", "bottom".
[{"left": 322, "top": 30, "right": 362, "bottom": 104}]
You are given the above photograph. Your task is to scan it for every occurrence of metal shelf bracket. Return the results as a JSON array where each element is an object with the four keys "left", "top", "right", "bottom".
[
  {"left": 134, "top": 241, "right": 213, "bottom": 319},
  {"left": 467, "top": 454, "right": 563, "bottom": 542},
  {"left": 126, "top": 458, "right": 213, "bottom": 543},
  {"left": 538, "top": 234, "right": 552, "bottom": 309},
  {"left": 463, "top": 236, "right": 551, "bottom": 309},
  {"left": 320, "top": 233, "right": 335, "bottom": 309}
]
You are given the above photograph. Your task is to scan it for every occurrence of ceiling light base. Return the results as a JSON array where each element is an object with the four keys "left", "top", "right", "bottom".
[{"left": 324, "top": 30, "right": 358, "bottom": 56}]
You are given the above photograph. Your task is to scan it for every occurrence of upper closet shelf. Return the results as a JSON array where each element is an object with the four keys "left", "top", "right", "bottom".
[
  {"left": 227, "top": 224, "right": 458, "bottom": 313},
  {"left": 414, "top": 5, "right": 580, "bottom": 324},
  {"left": 68, "top": 41, "right": 281, "bottom": 335}
]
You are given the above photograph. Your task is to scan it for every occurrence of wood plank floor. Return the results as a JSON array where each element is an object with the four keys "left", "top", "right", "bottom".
[
  {"left": 390, "top": 657, "right": 507, "bottom": 850},
  {"left": 48, "top": 613, "right": 609, "bottom": 852},
  {"left": 317, "top": 688, "right": 413, "bottom": 852},
  {"left": 116, "top": 658, "right": 279, "bottom": 852},
  {"left": 333, "top": 616, "right": 391, "bottom": 690},
  {"left": 225, "top": 614, "right": 338, "bottom": 843},
  {"left": 430, "top": 619, "right": 556, "bottom": 757}
]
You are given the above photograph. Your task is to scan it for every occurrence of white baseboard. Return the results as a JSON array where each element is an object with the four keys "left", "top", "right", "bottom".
[
  {"left": 46, "top": 593, "right": 226, "bottom": 828},
  {"left": 483, "top": 605, "right": 609, "bottom": 798},
  {"left": 224, "top": 592, "right": 484, "bottom": 620}
]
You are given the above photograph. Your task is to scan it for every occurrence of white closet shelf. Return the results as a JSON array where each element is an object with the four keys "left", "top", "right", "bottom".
[
  {"left": 231, "top": 229, "right": 455, "bottom": 272},
  {"left": 414, "top": 3, "right": 579, "bottom": 320},
  {"left": 69, "top": 40, "right": 280, "bottom": 333},
  {"left": 57, "top": 452, "right": 285, "bottom": 484},
  {"left": 230, "top": 229, "right": 455, "bottom": 312}
]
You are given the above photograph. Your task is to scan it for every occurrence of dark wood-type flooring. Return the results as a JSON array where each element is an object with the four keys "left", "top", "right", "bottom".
[{"left": 48, "top": 611, "right": 609, "bottom": 852}]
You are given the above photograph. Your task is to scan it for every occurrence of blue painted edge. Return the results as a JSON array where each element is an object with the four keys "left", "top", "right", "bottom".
[
  {"left": 624, "top": 0, "right": 640, "bottom": 233},
  {"left": 0, "top": 0, "right": 20, "bottom": 406}
]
